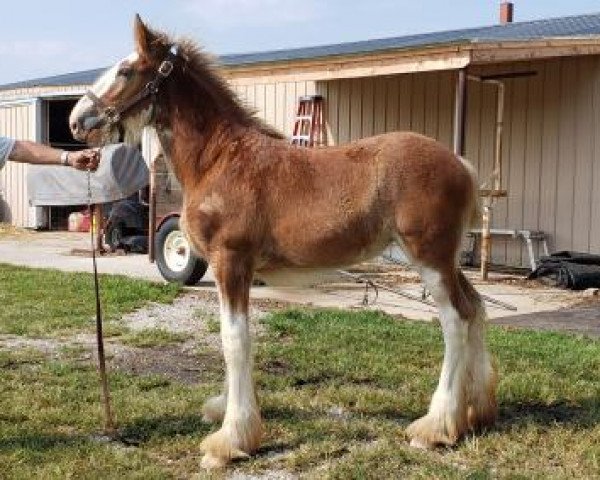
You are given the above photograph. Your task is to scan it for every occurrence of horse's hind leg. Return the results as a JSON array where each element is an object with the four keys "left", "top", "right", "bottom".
[
  {"left": 406, "top": 265, "right": 470, "bottom": 448},
  {"left": 200, "top": 249, "right": 262, "bottom": 468},
  {"left": 458, "top": 272, "right": 497, "bottom": 430}
]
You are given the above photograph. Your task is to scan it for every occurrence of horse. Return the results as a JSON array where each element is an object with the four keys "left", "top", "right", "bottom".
[{"left": 69, "top": 15, "right": 497, "bottom": 469}]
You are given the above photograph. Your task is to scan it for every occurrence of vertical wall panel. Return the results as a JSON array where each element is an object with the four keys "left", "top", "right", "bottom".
[
  {"left": 337, "top": 79, "right": 352, "bottom": 144},
  {"left": 465, "top": 80, "right": 482, "bottom": 171},
  {"left": 385, "top": 76, "right": 399, "bottom": 132},
  {"left": 350, "top": 79, "right": 363, "bottom": 141},
  {"left": 556, "top": 58, "right": 578, "bottom": 252},
  {"left": 0, "top": 102, "right": 34, "bottom": 227},
  {"left": 398, "top": 74, "right": 412, "bottom": 131},
  {"left": 424, "top": 73, "right": 439, "bottom": 139},
  {"left": 411, "top": 73, "right": 425, "bottom": 134},
  {"left": 437, "top": 71, "right": 455, "bottom": 149},
  {"left": 523, "top": 64, "right": 544, "bottom": 260},
  {"left": 539, "top": 59, "right": 561, "bottom": 253},
  {"left": 285, "top": 82, "right": 298, "bottom": 137},
  {"left": 591, "top": 58, "right": 600, "bottom": 252},
  {"left": 361, "top": 78, "right": 374, "bottom": 138},
  {"left": 373, "top": 77, "right": 387, "bottom": 135},
  {"left": 573, "top": 57, "right": 595, "bottom": 252}
]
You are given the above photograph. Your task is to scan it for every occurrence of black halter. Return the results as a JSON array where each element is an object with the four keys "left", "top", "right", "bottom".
[{"left": 83, "top": 45, "right": 179, "bottom": 130}]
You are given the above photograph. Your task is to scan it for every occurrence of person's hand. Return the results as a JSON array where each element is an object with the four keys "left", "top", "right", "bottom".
[{"left": 69, "top": 149, "right": 100, "bottom": 171}]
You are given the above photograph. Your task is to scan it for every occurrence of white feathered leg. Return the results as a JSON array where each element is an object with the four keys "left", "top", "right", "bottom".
[
  {"left": 200, "top": 253, "right": 262, "bottom": 469},
  {"left": 407, "top": 266, "right": 469, "bottom": 448}
]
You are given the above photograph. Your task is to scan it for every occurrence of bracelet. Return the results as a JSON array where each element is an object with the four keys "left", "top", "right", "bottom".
[{"left": 60, "top": 151, "right": 70, "bottom": 166}]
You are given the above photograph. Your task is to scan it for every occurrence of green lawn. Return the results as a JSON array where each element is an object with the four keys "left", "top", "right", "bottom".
[
  {"left": 0, "top": 264, "right": 599, "bottom": 478},
  {"left": 0, "top": 263, "right": 180, "bottom": 336}
]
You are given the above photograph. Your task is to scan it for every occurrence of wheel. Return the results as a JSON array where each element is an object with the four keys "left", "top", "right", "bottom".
[
  {"left": 105, "top": 221, "right": 125, "bottom": 250},
  {"left": 155, "top": 216, "right": 208, "bottom": 285}
]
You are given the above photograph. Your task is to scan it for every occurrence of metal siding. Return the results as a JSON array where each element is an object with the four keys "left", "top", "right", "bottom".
[
  {"left": 424, "top": 73, "right": 439, "bottom": 139},
  {"left": 0, "top": 102, "right": 35, "bottom": 227},
  {"left": 384, "top": 76, "right": 399, "bottom": 133},
  {"left": 523, "top": 64, "right": 544, "bottom": 261},
  {"left": 556, "top": 58, "right": 578, "bottom": 252},
  {"left": 437, "top": 71, "right": 455, "bottom": 149},
  {"left": 573, "top": 57, "right": 595, "bottom": 252},
  {"left": 350, "top": 79, "right": 363, "bottom": 141},
  {"left": 591, "top": 59, "right": 600, "bottom": 253},
  {"left": 361, "top": 78, "right": 374, "bottom": 138},
  {"left": 373, "top": 77, "right": 387, "bottom": 135},
  {"left": 411, "top": 73, "right": 425, "bottom": 134},
  {"left": 398, "top": 74, "right": 412, "bottom": 131},
  {"left": 539, "top": 59, "right": 561, "bottom": 253}
]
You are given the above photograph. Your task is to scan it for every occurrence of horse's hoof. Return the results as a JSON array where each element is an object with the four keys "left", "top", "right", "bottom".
[
  {"left": 406, "top": 413, "right": 461, "bottom": 448},
  {"left": 200, "top": 452, "right": 230, "bottom": 469},
  {"left": 200, "top": 419, "right": 261, "bottom": 470}
]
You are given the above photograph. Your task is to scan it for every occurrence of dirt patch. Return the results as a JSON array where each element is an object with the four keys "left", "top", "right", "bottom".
[{"left": 110, "top": 342, "right": 223, "bottom": 385}]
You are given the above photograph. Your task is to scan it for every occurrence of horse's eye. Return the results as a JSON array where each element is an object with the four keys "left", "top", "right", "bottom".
[{"left": 117, "top": 66, "right": 133, "bottom": 78}]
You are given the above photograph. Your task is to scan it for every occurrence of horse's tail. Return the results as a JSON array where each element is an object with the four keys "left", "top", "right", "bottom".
[{"left": 457, "top": 156, "right": 482, "bottom": 230}]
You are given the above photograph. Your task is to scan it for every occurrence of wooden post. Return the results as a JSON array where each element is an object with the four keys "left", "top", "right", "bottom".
[
  {"left": 481, "top": 80, "right": 506, "bottom": 280},
  {"left": 148, "top": 155, "right": 158, "bottom": 263},
  {"left": 480, "top": 82, "right": 504, "bottom": 279},
  {"left": 453, "top": 68, "right": 468, "bottom": 156}
]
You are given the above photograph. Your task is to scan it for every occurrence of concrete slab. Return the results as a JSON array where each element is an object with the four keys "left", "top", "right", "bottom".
[{"left": 0, "top": 231, "right": 166, "bottom": 282}]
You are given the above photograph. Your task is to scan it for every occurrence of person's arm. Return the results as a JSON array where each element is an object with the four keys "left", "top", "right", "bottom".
[{"left": 8, "top": 140, "right": 99, "bottom": 170}]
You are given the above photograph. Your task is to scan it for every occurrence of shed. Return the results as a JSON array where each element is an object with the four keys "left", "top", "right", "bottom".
[{"left": 2, "top": 11, "right": 600, "bottom": 267}]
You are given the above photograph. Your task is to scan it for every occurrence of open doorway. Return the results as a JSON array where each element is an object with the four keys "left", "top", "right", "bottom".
[{"left": 42, "top": 97, "right": 87, "bottom": 230}]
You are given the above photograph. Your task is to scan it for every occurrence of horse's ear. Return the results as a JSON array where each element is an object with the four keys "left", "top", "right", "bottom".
[{"left": 133, "top": 14, "right": 155, "bottom": 59}]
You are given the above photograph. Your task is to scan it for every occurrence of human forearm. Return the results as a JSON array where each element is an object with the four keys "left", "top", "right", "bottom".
[
  {"left": 8, "top": 140, "right": 64, "bottom": 165},
  {"left": 8, "top": 140, "right": 100, "bottom": 170}
]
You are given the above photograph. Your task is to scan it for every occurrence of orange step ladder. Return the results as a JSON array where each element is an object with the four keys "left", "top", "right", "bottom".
[{"left": 290, "top": 95, "right": 325, "bottom": 147}]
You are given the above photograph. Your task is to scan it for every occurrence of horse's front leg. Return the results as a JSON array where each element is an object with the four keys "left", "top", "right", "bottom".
[{"left": 200, "top": 250, "right": 262, "bottom": 469}]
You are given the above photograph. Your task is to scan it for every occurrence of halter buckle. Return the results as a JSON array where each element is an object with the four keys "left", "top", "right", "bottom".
[{"left": 158, "top": 60, "right": 174, "bottom": 77}]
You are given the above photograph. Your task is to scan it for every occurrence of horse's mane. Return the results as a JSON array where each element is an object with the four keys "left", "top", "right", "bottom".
[{"left": 152, "top": 32, "right": 285, "bottom": 140}]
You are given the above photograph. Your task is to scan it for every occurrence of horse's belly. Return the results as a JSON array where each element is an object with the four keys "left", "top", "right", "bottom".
[{"left": 265, "top": 213, "right": 393, "bottom": 270}]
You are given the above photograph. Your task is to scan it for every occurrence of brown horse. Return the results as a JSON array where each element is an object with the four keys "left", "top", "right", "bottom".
[{"left": 70, "top": 15, "right": 497, "bottom": 469}]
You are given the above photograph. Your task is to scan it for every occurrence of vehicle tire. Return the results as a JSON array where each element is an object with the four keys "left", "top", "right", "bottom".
[
  {"left": 155, "top": 216, "right": 208, "bottom": 285},
  {"left": 105, "top": 221, "right": 125, "bottom": 251}
]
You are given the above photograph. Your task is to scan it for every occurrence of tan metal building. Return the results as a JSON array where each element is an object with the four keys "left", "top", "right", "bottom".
[{"left": 2, "top": 12, "right": 600, "bottom": 267}]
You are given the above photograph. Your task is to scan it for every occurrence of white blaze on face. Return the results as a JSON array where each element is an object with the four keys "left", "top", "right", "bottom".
[{"left": 70, "top": 51, "right": 140, "bottom": 129}]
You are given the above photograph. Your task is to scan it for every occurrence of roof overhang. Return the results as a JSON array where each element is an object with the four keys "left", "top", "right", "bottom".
[{"left": 223, "top": 36, "right": 600, "bottom": 84}]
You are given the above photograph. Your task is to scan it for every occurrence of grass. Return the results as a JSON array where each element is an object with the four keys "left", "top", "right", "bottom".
[
  {"left": 0, "top": 263, "right": 181, "bottom": 336},
  {"left": 0, "top": 265, "right": 599, "bottom": 478}
]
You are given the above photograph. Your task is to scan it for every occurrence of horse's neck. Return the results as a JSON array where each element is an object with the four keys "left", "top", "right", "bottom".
[{"left": 157, "top": 110, "right": 271, "bottom": 189}]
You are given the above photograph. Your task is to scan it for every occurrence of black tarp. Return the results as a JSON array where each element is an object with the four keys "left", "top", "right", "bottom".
[{"left": 528, "top": 251, "right": 600, "bottom": 290}]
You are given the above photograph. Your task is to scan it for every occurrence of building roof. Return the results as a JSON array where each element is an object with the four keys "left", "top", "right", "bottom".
[{"left": 2, "top": 12, "right": 600, "bottom": 92}]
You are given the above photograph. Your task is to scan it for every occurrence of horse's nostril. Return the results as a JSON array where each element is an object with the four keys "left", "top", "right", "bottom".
[{"left": 70, "top": 122, "right": 79, "bottom": 133}]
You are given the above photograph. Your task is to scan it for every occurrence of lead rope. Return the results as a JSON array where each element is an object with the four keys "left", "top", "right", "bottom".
[{"left": 87, "top": 168, "right": 116, "bottom": 435}]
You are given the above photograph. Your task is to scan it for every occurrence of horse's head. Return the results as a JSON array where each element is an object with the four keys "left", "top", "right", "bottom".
[{"left": 70, "top": 15, "right": 175, "bottom": 146}]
